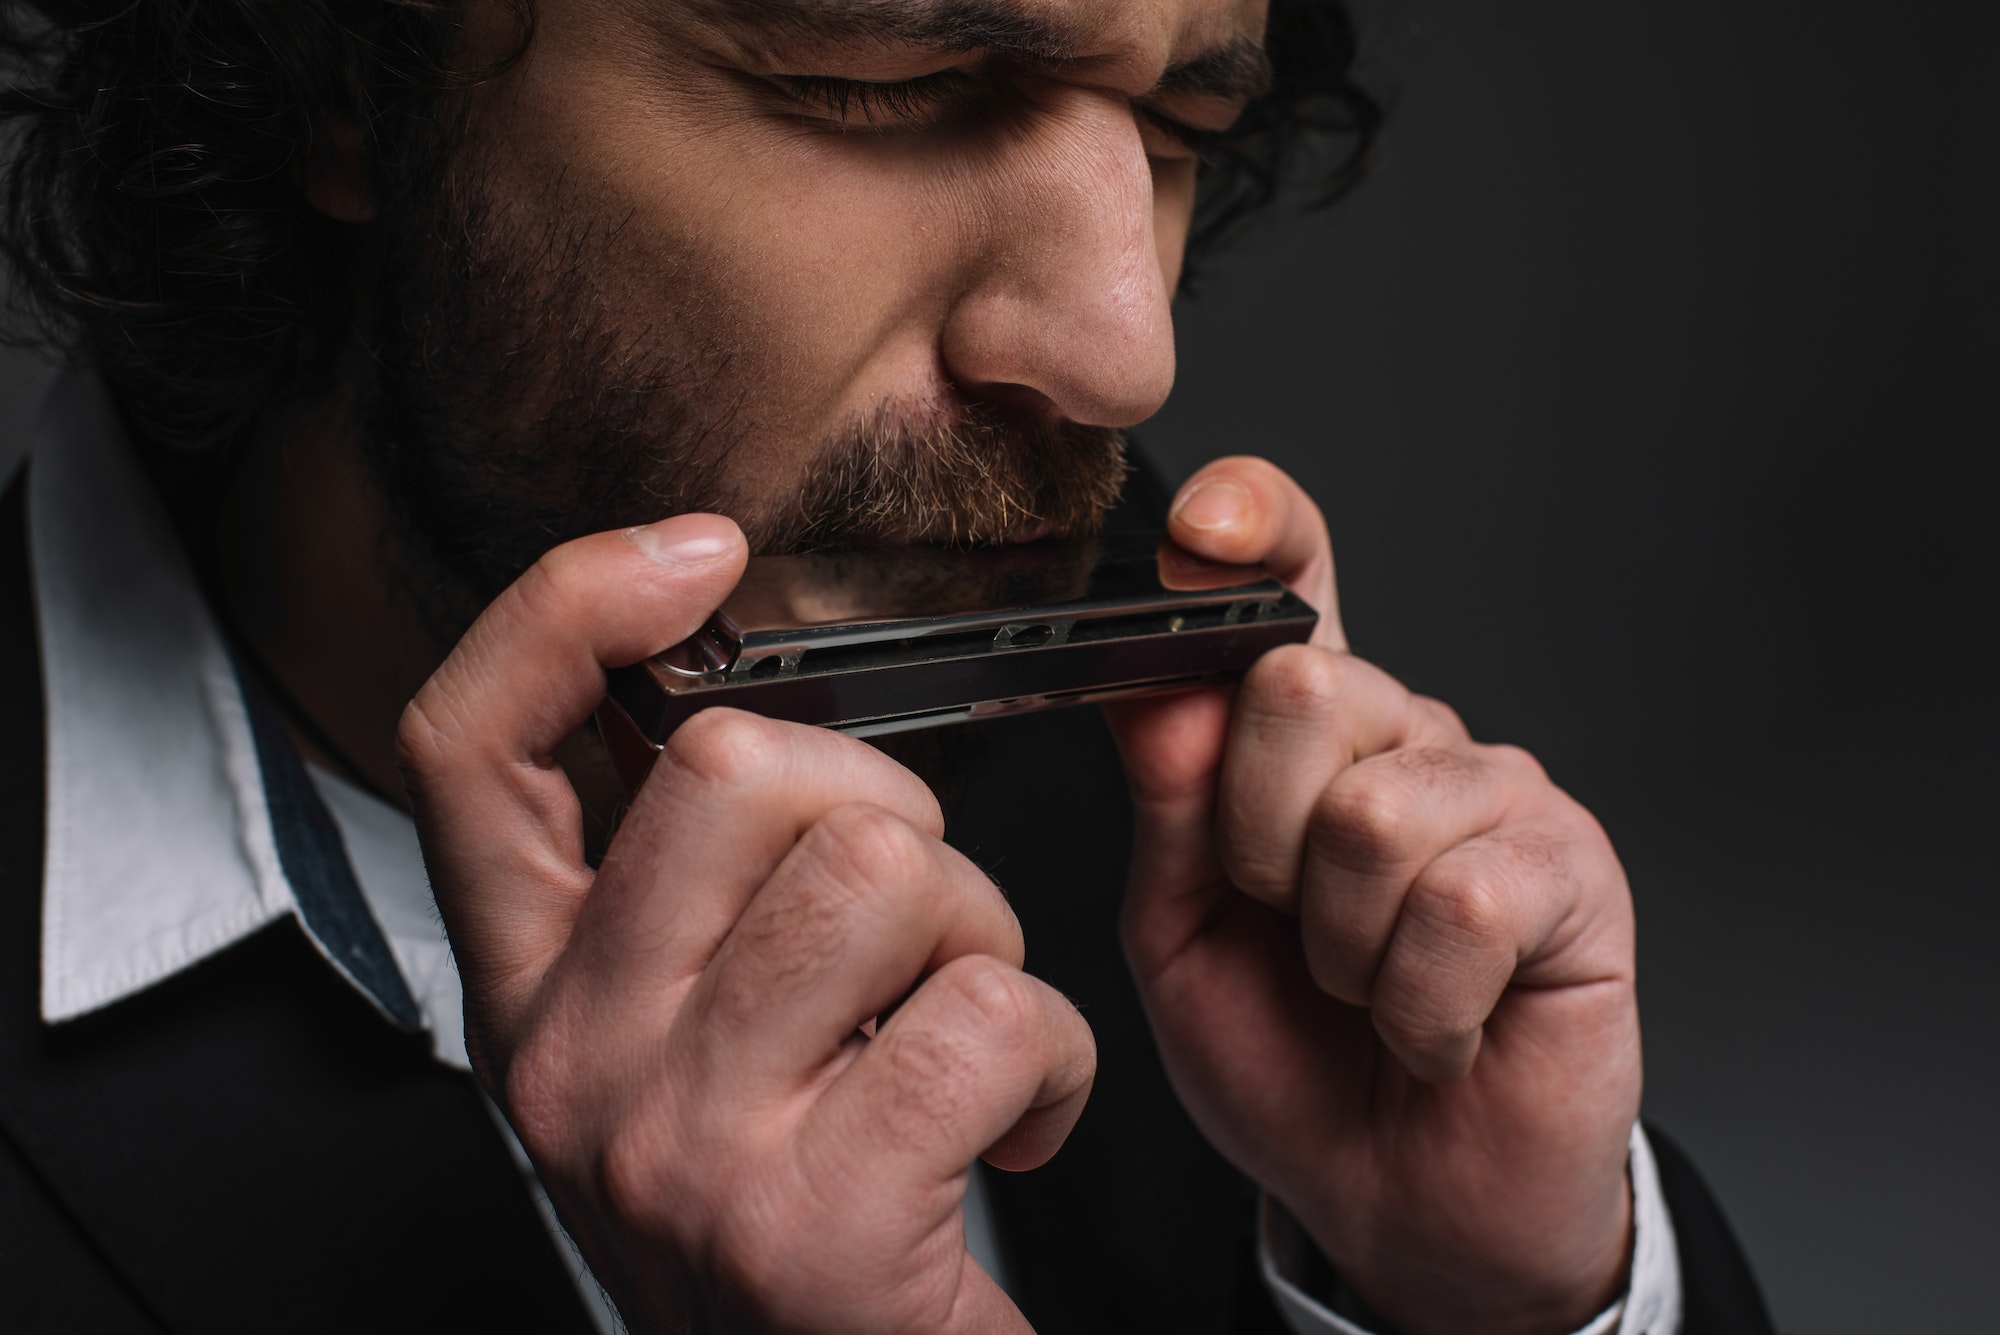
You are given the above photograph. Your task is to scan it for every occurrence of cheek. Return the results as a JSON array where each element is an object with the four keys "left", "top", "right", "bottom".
[
  {"left": 463, "top": 15, "right": 1187, "bottom": 457},
  {"left": 660, "top": 138, "right": 967, "bottom": 398},
  {"left": 480, "top": 62, "right": 963, "bottom": 435}
]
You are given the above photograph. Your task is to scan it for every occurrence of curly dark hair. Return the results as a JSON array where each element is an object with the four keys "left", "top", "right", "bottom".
[{"left": 1, "top": 0, "right": 1377, "bottom": 462}]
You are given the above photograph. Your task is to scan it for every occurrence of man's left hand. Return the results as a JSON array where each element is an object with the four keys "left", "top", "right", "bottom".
[{"left": 1103, "top": 457, "right": 1642, "bottom": 1335}]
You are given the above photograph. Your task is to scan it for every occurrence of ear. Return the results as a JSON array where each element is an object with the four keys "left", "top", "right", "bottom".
[{"left": 301, "top": 118, "right": 376, "bottom": 223}]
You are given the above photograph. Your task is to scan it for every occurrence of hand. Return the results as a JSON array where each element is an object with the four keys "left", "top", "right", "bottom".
[
  {"left": 1103, "top": 459, "right": 1641, "bottom": 1335},
  {"left": 396, "top": 514, "right": 1095, "bottom": 1335}
]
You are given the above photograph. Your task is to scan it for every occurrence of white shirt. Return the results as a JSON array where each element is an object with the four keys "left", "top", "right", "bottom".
[{"left": 26, "top": 371, "right": 1681, "bottom": 1334}]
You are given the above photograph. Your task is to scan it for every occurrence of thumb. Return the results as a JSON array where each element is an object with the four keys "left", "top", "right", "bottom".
[
  {"left": 398, "top": 511, "right": 747, "bottom": 1036},
  {"left": 1166, "top": 457, "right": 1347, "bottom": 652}
]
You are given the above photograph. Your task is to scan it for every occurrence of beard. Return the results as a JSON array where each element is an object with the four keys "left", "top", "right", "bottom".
[{"left": 359, "top": 135, "right": 1132, "bottom": 645}]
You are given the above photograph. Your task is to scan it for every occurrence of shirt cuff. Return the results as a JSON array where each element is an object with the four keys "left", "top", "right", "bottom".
[{"left": 1257, "top": 1122, "right": 1684, "bottom": 1335}]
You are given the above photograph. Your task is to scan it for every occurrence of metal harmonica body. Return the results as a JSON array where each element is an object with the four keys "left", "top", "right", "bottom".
[{"left": 597, "top": 532, "right": 1317, "bottom": 791}]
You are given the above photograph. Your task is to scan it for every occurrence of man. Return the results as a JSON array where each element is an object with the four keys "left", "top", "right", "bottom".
[{"left": 0, "top": 1, "right": 1774, "bottom": 1331}]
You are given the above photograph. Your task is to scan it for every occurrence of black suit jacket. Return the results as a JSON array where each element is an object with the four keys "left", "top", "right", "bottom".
[{"left": 0, "top": 470, "right": 1775, "bottom": 1333}]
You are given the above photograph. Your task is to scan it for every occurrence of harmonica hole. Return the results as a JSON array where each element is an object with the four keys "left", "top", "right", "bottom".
[
  {"left": 1223, "top": 599, "right": 1281, "bottom": 624},
  {"left": 997, "top": 623, "right": 1056, "bottom": 649},
  {"left": 744, "top": 654, "right": 788, "bottom": 679}
]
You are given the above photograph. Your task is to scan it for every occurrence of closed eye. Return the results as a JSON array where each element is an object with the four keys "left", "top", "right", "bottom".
[
  {"left": 776, "top": 71, "right": 978, "bottom": 131},
  {"left": 776, "top": 69, "right": 1233, "bottom": 164},
  {"left": 1136, "top": 106, "right": 1229, "bottom": 165}
]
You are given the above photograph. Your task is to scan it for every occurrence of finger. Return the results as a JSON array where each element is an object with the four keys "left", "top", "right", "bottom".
[
  {"left": 1368, "top": 819, "right": 1589, "bottom": 1081},
  {"left": 685, "top": 803, "right": 1023, "bottom": 1092},
  {"left": 1101, "top": 685, "right": 1235, "bottom": 978},
  {"left": 397, "top": 514, "right": 745, "bottom": 1022},
  {"left": 565, "top": 711, "right": 945, "bottom": 1008},
  {"left": 801, "top": 956, "right": 1096, "bottom": 1197},
  {"left": 1215, "top": 645, "right": 1440, "bottom": 910},
  {"left": 1298, "top": 743, "right": 1535, "bottom": 1006},
  {"left": 1166, "top": 456, "right": 1343, "bottom": 649}
]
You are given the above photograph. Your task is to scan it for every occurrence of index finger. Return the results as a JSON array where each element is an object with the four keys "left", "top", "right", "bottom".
[
  {"left": 396, "top": 513, "right": 747, "bottom": 1026},
  {"left": 1166, "top": 455, "right": 1345, "bottom": 650}
]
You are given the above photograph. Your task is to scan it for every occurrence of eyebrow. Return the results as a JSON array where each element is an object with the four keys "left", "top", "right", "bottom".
[
  {"left": 716, "top": 0, "right": 1078, "bottom": 62},
  {"left": 711, "top": 0, "right": 1273, "bottom": 102},
  {"left": 1157, "top": 36, "right": 1275, "bottom": 103}
]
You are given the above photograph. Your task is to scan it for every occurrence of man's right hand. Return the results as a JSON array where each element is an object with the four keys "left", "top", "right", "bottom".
[{"left": 395, "top": 513, "right": 1096, "bottom": 1335}]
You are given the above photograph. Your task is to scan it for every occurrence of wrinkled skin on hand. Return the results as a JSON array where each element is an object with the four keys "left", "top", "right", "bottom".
[
  {"left": 398, "top": 514, "right": 1095, "bottom": 1334},
  {"left": 1105, "top": 457, "right": 1642, "bottom": 1335}
]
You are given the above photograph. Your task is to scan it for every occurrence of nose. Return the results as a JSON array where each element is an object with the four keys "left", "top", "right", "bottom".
[{"left": 938, "top": 89, "right": 1177, "bottom": 429}]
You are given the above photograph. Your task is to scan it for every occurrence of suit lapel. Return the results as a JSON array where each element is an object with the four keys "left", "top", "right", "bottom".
[{"left": 0, "top": 470, "right": 597, "bottom": 1333}]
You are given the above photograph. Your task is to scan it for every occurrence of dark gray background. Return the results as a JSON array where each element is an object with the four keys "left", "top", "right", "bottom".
[
  {"left": 1140, "top": 1, "right": 1997, "bottom": 1329},
  {"left": 4, "top": 0, "right": 1994, "bottom": 1329}
]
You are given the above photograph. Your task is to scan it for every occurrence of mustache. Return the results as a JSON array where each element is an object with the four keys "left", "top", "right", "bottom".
[{"left": 744, "top": 402, "right": 1131, "bottom": 556}]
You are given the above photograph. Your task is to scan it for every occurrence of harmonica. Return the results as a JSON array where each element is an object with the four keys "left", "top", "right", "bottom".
[{"left": 596, "top": 532, "right": 1317, "bottom": 791}]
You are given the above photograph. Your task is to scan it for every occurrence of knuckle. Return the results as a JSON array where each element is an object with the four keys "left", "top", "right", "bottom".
[
  {"left": 661, "top": 707, "right": 783, "bottom": 793},
  {"left": 1315, "top": 768, "right": 1423, "bottom": 871},
  {"left": 1409, "top": 862, "right": 1511, "bottom": 948},
  {"left": 1561, "top": 797, "right": 1612, "bottom": 846},
  {"left": 1245, "top": 642, "right": 1345, "bottom": 719},
  {"left": 491, "top": 548, "right": 580, "bottom": 642},
  {"left": 809, "top": 803, "right": 935, "bottom": 893},
  {"left": 933, "top": 953, "right": 1041, "bottom": 1037},
  {"left": 514, "top": 540, "right": 590, "bottom": 617},
  {"left": 1484, "top": 741, "right": 1550, "bottom": 785}
]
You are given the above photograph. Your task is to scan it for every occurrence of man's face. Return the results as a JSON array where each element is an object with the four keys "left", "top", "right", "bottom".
[{"left": 366, "top": 0, "right": 1271, "bottom": 616}]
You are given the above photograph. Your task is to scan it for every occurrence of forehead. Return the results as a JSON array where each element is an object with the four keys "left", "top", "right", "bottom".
[{"left": 683, "top": 0, "right": 1272, "bottom": 83}]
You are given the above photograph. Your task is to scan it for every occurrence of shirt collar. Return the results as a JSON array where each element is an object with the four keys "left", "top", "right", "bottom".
[{"left": 29, "top": 372, "right": 433, "bottom": 1045}]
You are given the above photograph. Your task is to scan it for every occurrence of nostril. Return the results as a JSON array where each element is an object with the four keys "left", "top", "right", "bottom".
[{"left": 949, "top": 378, "right": 1065, "bottom": 427}]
